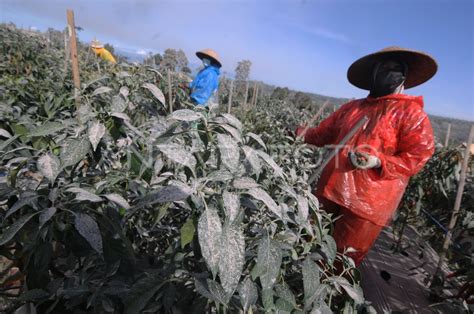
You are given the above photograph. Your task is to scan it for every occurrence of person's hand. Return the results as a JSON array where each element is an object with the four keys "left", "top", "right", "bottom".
[{"left": 349, "top": 151, "right": 381, "bottom": 169}]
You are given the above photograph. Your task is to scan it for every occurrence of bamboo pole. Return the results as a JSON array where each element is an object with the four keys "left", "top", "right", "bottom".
[
  {"left": 243, "top": 80, "right": 249, "bottom": 108},
  {"left": 434, "top": 124, "right": 474, "bottom": 274},
  {"left": 444, "top": 123, "right": 452, "bottom": 147},
  {"left": 167, "top": 69, "right": 173, "bottom": 112},
  {"left": 227, "top": 80, "right": 234, "bottom": 114},
  {"left": 62, "top": 31, "right": 69, "bottom": 75},
  {"left": 66, "top": 9, "right": 81, "bottom": 108},
  {"left": 253, "top": 85, "right": 259, "bottom": 107},
  {"left": 250, "top": 82, "right": 257, "bottom": 107}
]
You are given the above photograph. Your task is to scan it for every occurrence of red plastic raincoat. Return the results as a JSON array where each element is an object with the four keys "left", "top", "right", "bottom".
[{"left": 300, "top": 94, "right": 435, "bottom": 226}]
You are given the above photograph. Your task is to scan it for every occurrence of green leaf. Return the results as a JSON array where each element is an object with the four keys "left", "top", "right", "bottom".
[
  {"left": 91, "top": 86, "right": 113, "bottom": 97},
  {"left": 255, "top": 237, "right": 282, "bottom": 290},
  {"left": 238, "top": 278, "right": 258, "bottom": 312},
  {"left": 180, "top": 217, "right": 195, "bottom": 248},
  {"left": 0, "top": 212, "right": 39, "bottom": 246},
  {"left": 74, "top": 213, "right": 103, "bottom": 255},
  {"left": 124, "top": 274, "right": 165, "bottom": 314},
  {"left": 275, "top": 283, "right": 296, "bottom": 307},
  {"left": 321, "top": 235, "right": 337, "bottom": 265},
  {"left": 303, "top": 256, "right": 320, "bottom": 308},
  {"left": 39, "top": 207, "right": 57, "bottom": 229},
  {"left": 60, "top": 136, "right": 90, "bottom": 168},
  {"left": 198, "top": 206, "right": 222, "bottom": 277},
  {"left": 20, "top": 289, "right": 50, "bottom": 302},
  {"left": 37, "top": 153, "right": 60, "bottom": 182},
  {"left": 218, "top": 224, "right": 245, "bottom": 297},
  {"left": 5, "top": 193, "right": 39, "bottom": 218}
]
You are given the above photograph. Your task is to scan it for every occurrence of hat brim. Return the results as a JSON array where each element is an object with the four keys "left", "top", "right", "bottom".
[
  {"left": 347, "top": 49, "right": 438, "bottom": 90},
  {"left": 196, "top": 52, "right": 222, "bottom": 67}
]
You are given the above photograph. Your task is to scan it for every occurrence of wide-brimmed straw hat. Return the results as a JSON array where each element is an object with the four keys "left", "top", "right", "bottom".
[
  {"left": 196, "top": 49, "right": 222, "bottom": 67},
  {"left": 347, "top": 46, "right": 438, "bottom": 90}
]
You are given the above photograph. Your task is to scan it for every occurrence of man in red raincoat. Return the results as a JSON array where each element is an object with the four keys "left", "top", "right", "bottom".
[{"left": 296, "top": 47, "right": 437, "bottom": 265}]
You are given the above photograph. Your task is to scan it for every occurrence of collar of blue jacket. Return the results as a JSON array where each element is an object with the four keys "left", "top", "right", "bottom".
[{"left": 189, "top": 65, "right": 221, "bottom": 106}]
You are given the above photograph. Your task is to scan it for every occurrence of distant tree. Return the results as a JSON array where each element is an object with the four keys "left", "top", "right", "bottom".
[
  {"left": 235, "top": 60, "right": 252, "bottom": 99},
  {"left": 46, "top": 27, "right": 64, "bottom": 49},
  {"left": 182, "top": 65, "right": 192, "bottom": 74},
  {"left": 293, "top": 91, "right": 313, "bottom": 108},
  {"left": 159, "top": 48, "right": 178, "bottom": 72},
  {"left": 271, "top": 87, "right": 290, "bottom": 101},
  {"left": 104, "top": 43, "right": 115, "bottom": 55},
  {"left": 176, "top": 49, "right": 189, "bottom": 72}
]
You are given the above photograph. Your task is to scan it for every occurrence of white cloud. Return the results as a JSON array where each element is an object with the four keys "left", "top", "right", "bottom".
[{"left": 136, "top": 49, "right": 147, "bottom": 55}]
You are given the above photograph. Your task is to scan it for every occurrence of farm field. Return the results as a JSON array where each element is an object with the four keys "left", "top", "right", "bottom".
[{"left": 1, "top": 24, "right": 473, "bottom": 313}]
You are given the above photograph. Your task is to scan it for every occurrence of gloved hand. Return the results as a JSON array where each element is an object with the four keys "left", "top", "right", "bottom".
[{"left": 349, "top": 151, "right": 381, "bottom": 169}]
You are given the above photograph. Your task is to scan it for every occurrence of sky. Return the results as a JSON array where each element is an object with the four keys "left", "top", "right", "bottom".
[{"left": 0, "top": 0, "right": 473, "bottom": 120}]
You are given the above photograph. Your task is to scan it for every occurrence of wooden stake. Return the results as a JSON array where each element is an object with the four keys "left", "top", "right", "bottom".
[
  {"left": 227, "top": 80, "right": 234, "bottom": 114},
  {"left": 167, "top": 69, "right": 173, "bottom": 112},
  {"left": 66, "top": 9, "right": 81, "bottom": 108},
  {"left": 444, "top": 123, "right": 451, "bottom": 147},
  {"left": 250, "top": 82, "right": 257, "bottom": 107},
  {"left": 62, "top": 31, "right": 69, "bottom": 75},
  {"left": 253, "top": 85, "right": 259, "bottom": 107},
  {"left": 435, "top": 124, "right": 474, "bottom": 274},
  {"left": 243, "top": 80, "right": 249, "bottom": 108}
]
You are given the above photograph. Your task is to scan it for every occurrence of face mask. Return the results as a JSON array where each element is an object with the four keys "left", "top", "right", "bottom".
[
  {"left": 202, "top": 58, "right": 212, "bottom": 67},
  {"left": 370, "top": 62, "right": 406, "bottom": 97}
]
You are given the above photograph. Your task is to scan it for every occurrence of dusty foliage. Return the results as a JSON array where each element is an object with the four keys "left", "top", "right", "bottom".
[{"left": 0, "top": 24, "right": 368, "bottom": 313}]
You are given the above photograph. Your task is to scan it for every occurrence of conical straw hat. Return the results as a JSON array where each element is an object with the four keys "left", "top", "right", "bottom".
[
  {"left": 196, "top": 49, "right": 222, "bottom": 67},
  {"left": 91, "top": 39, "right": 103, "bottom": 49},
  {"left": 347, "top": 46, "right": 438, "bottom": 90}
]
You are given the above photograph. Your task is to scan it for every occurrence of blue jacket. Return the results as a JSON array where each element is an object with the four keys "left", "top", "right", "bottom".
[{"left": 189, "top": 65, "right": 220, "bottom": 106}]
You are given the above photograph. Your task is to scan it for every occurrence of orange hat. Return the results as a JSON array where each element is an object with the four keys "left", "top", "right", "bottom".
[{"left": 196, "top": 49, "right": 222, "bottom": 67}]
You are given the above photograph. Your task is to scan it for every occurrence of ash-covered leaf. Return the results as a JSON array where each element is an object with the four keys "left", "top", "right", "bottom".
[
  {"left": 91, "top": 86, "right": 112, "bottom": 97},
  {"left": 246, "top": 132, "right": 266, "bottom": 150},
  {"left": 297, "top": 195, "right": 309, "bottom": 222},
  {"left": 169, "top": 109, "right": 203, "bottom": 122},
  {"left": 222, "top": 191, "right": 240, "bottom": 223},
  {"left": 74, "top": 213, "right": 103, "bottom": 255},
  {"left": 60, "top": 136, "right": 90, "bottom": 168},
  {"left": 0, "top": 212, "right": 39, "bottom": 246},
  {"left": 30, "top": 122, "right": 64, "bottom": 137},
  {"left": 0, "top": 128, "right": 12, "bottom": 138},
  {"left": 245, "top": 188, "right": 282, "bottom": 219},
  {"left": 242, "top": 145, "right": 262, "bottom": 175},
  {"left": 37, "top": 153, "right": 60, "bottom": 182},
  {"left": 180, "top": 217, "right": 195, "bottom": 248},
  {"left": 67, "top": 187, "right": 103, "bottom": 203},
  {"left": 104, "top": 193, "right": 130, "bottom": 210},
  {"left": 218, "top": 224, "right": 245, "bottom": 297},
  {"left": 254, "top": 237, "right": 283, "bottom": 290},
  {"left": 143, "top": 83, "right": 166, "bottom": 106},
  {"left": 111, "top": 95, "right": 127, "bottom": 113},
  {"left": 198, "top": 206, "right": 222, "bottom": 277},
  {"left": 233, "top": 177, "right": 259, "bottom": 189},
  {"left": 219, "top": 124, "right": 242, "bottom": 143},
  {"left": 111, "top": 112, "right": 130, "bottom": 120},
  {"left": 217, "top": 134, "right": 240, "bottom": 172},
  {"left": 88, "top": 121, "right": 106, "bottom": 151},
  {"left": 221, "top": 113, "right": 242, "bottom": 130},
  {"left": 275, "top": 283, "right": 296, "bottom": 307},
  {"left": 321, "top": 235, "right": 337, "bottom": 265},
  {"left": 238, "top": 278, "right": 258, "bottom": 312},
  {"left": 136, "top": 183, "right": 193, "bottom": 208},
  {"left": 39, "top": 207, "right": 57, "bottom": 229},
  {"left": 303, "top": 256, "right": 320, "bottom": 308},
  {"left": 256, "top": 150, "right": 284, "bottom": 179},
  {"left": 157, "top": 143, "right": 196, "bottom": 171},
  {"left": 5, "top": 193, "right": 39, "bottom": 218}
]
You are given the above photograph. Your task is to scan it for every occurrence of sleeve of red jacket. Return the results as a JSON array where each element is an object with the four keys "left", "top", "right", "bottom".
[
  {"left": 299, "top": 104, "right": 347, "bottom": 147},
  {"left": 378, "top": 107, "right": 435, "bottom": 180}
]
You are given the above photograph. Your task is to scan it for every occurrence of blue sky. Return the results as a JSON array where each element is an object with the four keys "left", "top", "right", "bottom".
[{"left": 1, "top": 0, "right": 473, "bottom": 120}]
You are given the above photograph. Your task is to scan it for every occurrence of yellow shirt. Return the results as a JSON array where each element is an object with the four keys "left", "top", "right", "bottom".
[{"left": 91, "top": 47, "right": 117, "bottom": 64}]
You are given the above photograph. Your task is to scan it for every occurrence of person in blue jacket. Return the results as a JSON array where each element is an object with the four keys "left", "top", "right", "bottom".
[{"left": 189, "top": 49, "right": 222, "bottom": 106}]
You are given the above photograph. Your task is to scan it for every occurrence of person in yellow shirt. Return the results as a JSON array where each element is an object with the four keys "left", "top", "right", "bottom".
[{"left": 91, "top": 39, "right": 116, "bottom": 64}]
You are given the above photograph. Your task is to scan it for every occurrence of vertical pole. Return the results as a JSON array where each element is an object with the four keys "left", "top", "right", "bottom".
[
  {"left": 435, "top": 124, "right": 474, "bottom": 274},
  {"left": 253, "top": 85, "right": 259, "bottom": 107},
  {"left": 63, "top": 31, "right": 69, "bottom": 75},
  {"left": 227, "top": 80, "right": 234, "bottom": 114},
  {"left": 444, "top": 123, "right": 452, "bottom": 147},
  {"left": 167, "top": 69, "right": 173, "bottom": 112},
  {"left": 250, "top": 82, "right": 257, "bottom": 108},
  {"left": 243, "top": 80, "right": 249, "bottom": 108},
  {"left": 66, "top": 9, "right": 81, "bottom": 108}
]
